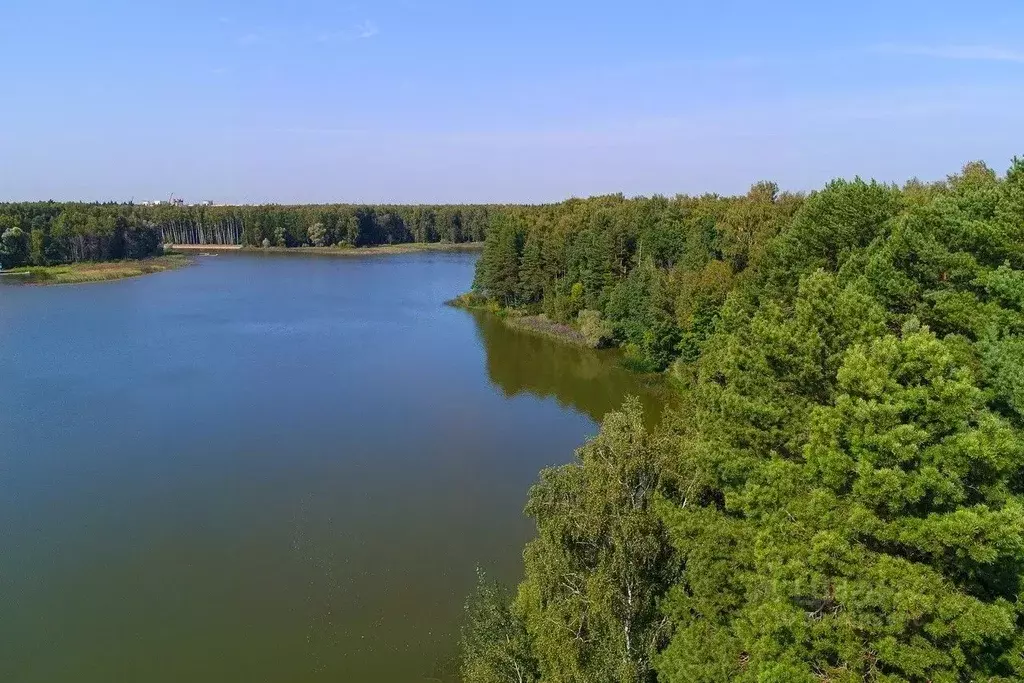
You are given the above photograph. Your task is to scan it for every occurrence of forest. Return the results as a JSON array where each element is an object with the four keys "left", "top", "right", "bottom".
[
  {"left": 462, "top": 159, "right": 1024, "bottom": 682},
  {"left": 146, "top": 203, "right": 493, "bottom": 247},
  {"left": 0, "top": 202, "right": 498, "bottom": 269},
  {"left": 0, "top": 203, "right": 164, "bottom": 268}
]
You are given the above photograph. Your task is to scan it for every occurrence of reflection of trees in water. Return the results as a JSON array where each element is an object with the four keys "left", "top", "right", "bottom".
[{"left": 470, "top": 311, "right": 663, "bottom": 424}]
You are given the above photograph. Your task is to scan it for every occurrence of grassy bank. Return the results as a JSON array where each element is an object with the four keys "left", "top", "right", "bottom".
[
  {"left": 170, "top": 242, "right": 485, "bottom": 256},
  {"left": 6, "top": 253, "right": 191, "bottom": 285},
  {"left": 502, "top": 314, "right": 590, "bottom": 346},
  {"left": 446, "top": 293, "right": 594, "bottom": 348}
]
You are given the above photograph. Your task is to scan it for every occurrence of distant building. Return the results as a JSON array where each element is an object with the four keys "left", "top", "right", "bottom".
[{"left": 140, "top": 197, "right": 212, "bottom": 207}]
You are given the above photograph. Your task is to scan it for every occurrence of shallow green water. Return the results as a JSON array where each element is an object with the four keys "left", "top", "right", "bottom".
[{"left": 0, "top": 252, "right": 663, "bottom": 682}]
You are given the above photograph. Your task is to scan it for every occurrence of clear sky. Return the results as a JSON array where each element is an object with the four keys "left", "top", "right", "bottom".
[{"left": 2, "top": 0, "right": 1022, "bottom": 203}]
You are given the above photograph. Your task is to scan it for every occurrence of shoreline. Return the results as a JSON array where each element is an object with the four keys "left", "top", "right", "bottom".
[
  {"left": 5, "top": 253, "right": 191, "bottom": 286},
  {"left": 446, "top": 293, "right": 677, "bottom": 393},
  {"left": 446, "top": 293, "right": 593, "bottom": 348},
  {"left": 169, "top": 242, "right": 485, "bottom": 256},
  {"left": 502, "top": 314, "right": 591, "bottom": 347},
  {"left": 448, "top": 296, "right": 676, "bottom": 404},
  {"left": 3, "top": 243, "right": 481, "bottom": 287}
]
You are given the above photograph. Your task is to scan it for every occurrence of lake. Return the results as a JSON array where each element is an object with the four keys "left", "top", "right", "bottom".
[{"left": 0, "top": 252, "right": 664, "bottom": 682}]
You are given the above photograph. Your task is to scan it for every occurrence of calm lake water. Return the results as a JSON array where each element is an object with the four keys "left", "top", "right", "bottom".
[{"left": 0, "top": 252, "right": 663, "bottom": 682}]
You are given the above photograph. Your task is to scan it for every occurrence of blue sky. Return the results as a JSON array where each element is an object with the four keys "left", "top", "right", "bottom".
[{"left": 2, "top": 0, "right": 1022, "bottom": 203}]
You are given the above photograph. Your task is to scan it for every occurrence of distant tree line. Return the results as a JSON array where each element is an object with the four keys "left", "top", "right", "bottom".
[
  {"left": 0, "top": 202, "right": 504, "bottom": 268},
  {"left": 463, "top": 159, "right": 1024, "bottom": 682},
  {"left": 147, "top": 203, "right": 498, "bottom": 248}
]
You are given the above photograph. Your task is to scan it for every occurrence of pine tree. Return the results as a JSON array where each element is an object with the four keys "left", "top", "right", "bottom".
[
  {"left": 475, "top": 217, "right": 524, "bottom": 305},
  {"left": 518, "top": 229, "right": 545, "bottom": 306}
]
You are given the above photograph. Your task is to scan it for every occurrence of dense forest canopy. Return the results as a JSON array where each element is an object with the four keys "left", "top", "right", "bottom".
[
  {"left": 462, "top": 159, "right": 1024, "bottom": 682},
  {"left": 470, "top": 182, "right": 805, "bottom": 371},
  {"left": 0, "top": 203, "right": 165, "bottom": 268},
  {"left": 0, "top": 202, "right": 500, "bottom": 268}
]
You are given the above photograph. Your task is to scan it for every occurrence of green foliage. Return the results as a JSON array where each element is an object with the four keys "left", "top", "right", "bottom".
[
  {"left": 0, "top": 205, "right": 163, "bottom": 266},
  {"left": 606, "top": 260, "right": 680, "bottom": 371},
  {"left": 519, "top": 399, "right": 677, "bottom": 683},
  {"left": 719, "top": 181, "right": 792, "bottom": 272},
  {"left": 554, "top": 281, "right": 585, "bottom": 321},
  {"left": 672, "top": 259, "right": 734, "bottom": 363},
  {"left": 655, "top": 161, "right": 1024, "bottom": 681},
  {"left": 273, "top": 224, "right": 288, "bottom": 247},
  {"left": 475, "top": 214, "right": 525, "bottom": 306},
  {"left": 0, "top": 201, "right": 497, "bottom": 264},
  {"left": 577, "top": 309, "right": 612, "bottom": 348},
  {"left": 461, "top": 569, "right": 538, "bottom": 683},
  {"left": 307, "top": 221, "right": 327, "bottom": 247},
  {"left": 518, "top": 229, "right": 546, "bottom": 307},
  {"left": 764, "top": 177, "right": 903, "bottom": 293},
  {"left": 659, "top": 323, "right": 1024, "bottom": 682},
  {"left": 982, "top": 333, "right": 1024, "bottom": 420},
  {"left": 468, "top": 185, "right": 802, "bottom": 369},
  {"left": 29, "top": 228, "right": 47, "bottom": 266},
  {"left": 1, "top": 226, "right": 28, "bottom": 268},
  {"left": 464, "top": 158, "right": 1024, "bottom": 683}
]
